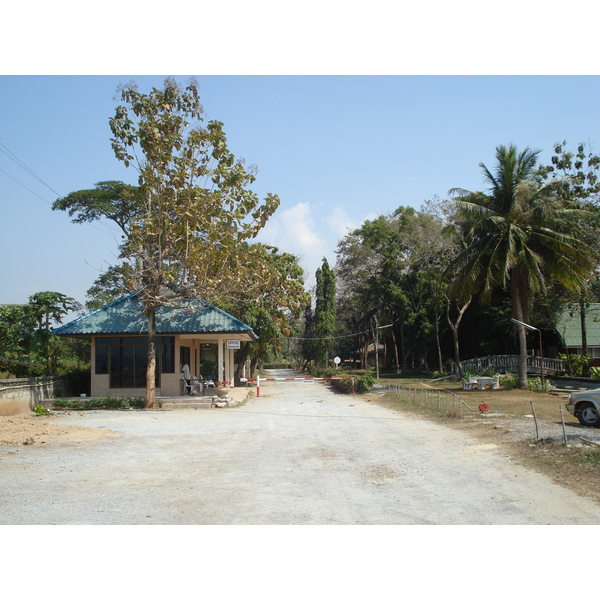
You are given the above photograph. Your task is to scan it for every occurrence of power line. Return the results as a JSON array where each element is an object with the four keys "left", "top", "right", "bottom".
[
  {"left": 284, "top": 323, "right": 394, "bottom": 341},
  {"left": 0, "top": 140, "right": 124, "bottom": 239},
  {"left": 0, "top": 162, "right": 123, "bottom": 237},
  {"left": 0, "top": 166, "right": 52, "bottom": 205},
  {"left": 0, "top": 140, "right": 61, "bottom": 197}
]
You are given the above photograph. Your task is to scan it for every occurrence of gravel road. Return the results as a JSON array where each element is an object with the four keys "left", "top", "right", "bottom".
[{"left": 2, "top": 369, "right": 600, "bottom": 525}]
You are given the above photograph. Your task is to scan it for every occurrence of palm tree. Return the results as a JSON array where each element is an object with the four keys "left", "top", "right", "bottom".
[{"left": 448, "top": 144, "right": 597, "bottom": 388}]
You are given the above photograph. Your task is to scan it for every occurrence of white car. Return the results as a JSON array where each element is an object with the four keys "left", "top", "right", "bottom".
[{"left": 566, "top": 390, "right": 600, "bottom": 427}]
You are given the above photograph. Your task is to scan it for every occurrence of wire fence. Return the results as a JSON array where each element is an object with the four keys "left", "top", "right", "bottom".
[
  {"left": 379, "top": 383, "right": 600, "bottom": 445},
  {"left": 383, "top": 383, "right": 475, "bottom": 418}
]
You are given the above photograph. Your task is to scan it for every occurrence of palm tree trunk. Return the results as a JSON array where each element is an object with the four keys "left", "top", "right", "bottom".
[{"left": 511, "top": 279, "right": 529, "bottom": 389}]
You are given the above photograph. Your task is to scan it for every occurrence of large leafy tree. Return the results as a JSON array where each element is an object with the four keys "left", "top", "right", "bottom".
[
  {"left": 53, "top": 182, "right": 138, "bottom": 310},
  {"left": 0, "top": 304, "right": 38, "bottom": 376},
  {"left": 220, "top": 246, "right": 309, "bottom": 381},
  {"left": 58, "top": 78, "right": 280, "bottom": 407},
  {"left": 538, "top": 142, "right": 600, "bottom": 358},
  {"left": 448, "top": 144, "right": 598, "bottom": 387},
  {"left": 111, "top": 79, "right": 281, "bottom": 407},
  {"left": 52, "top": 180, "right": 140, "bottom": 238},
  {"left": 0, "top": 292, "right": 82, "bottom": 376},
  {"left": 335, "top": 206, "right": 452, "bottom": 373}
]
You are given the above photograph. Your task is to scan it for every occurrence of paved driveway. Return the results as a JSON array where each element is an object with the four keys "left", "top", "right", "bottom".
[{"left": 2, "top": 369, "right": 600, "bottom": 524}]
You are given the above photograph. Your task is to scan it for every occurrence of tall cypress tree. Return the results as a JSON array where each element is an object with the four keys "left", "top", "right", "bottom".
[{"left": 313, "top": 258, "right": 336, "bottom": 367}]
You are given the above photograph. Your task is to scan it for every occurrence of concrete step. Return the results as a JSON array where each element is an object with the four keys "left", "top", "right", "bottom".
[{"left": 159, "top": 397, "right": 213, "bottom": 409}]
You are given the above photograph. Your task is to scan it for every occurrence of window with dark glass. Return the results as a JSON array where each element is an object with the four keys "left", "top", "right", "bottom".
[{"left": 94, "top": 336, "right": 175, "bottom": 388}]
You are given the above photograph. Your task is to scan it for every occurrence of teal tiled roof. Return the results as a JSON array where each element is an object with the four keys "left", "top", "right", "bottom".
[{"left": 53, "top": 293, "right": 257, "bottom": 339}]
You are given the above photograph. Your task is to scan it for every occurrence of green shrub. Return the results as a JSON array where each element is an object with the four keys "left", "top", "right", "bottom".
[
  {"left": 332, "top": 372, "right": 374, "bottom": 394},
  {"left": 478, "top": 365, "right": 496, "bottom": 377},
  {"left": 52, "top": 396, "right": 145, "bottom": 410},
  {"left": 559, "top": 352, "right": 593, "bottom": 377},
  {"left": 332, "top": 378, "right": 354, "bottom": 393},
  {"left": 54, "top": 398, "right": 84, "bottom": 409},
  {"left": 499, "top": 374, "right": 518, "bottom": 389},
  {"left": 431, "top": 370, "right": 450, "bottom": 379},
  {"left": 526, "top": 377, "right": 550, "bottom": 393},
  {"left": 356, "top": 372, "right": 375, "bottom": 393},
  {"left": 497, "top": 374, "right": 548, "bottom": 392},
  {"left": 263, "top": 361, "right": 293, "bottom": 369},
  {"left": 34, "top": 405, "right": 50, "bottom": 416},
  {"left": 306, "top": 365, "right": 338, "bottom": 379}
]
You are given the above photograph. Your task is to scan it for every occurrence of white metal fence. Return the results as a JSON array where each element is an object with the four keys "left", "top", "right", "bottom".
[{"left": 459, "top": 355, "right": 565, "bottom": 375}]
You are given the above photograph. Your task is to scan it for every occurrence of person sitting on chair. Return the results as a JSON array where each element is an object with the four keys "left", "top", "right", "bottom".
[{"left": 181, "top": 363, "right": 191, "bottom": 394}]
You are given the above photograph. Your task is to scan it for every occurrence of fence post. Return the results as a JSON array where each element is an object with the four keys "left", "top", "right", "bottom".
[
  {"left": 560, "top": 405, "right": 568, "bottom": 446},
  {"left": 530, "top": 401, "right": 539, "bottom": 439}
]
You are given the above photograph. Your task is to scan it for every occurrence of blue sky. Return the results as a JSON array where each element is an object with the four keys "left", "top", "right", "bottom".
[{"left": 1, "top": 75, "right": 599, "bottom": 308}]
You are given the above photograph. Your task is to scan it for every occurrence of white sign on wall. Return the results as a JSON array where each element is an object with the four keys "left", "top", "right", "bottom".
[{"left": 227, "top": 340, "right": 241, "bottom": 349}]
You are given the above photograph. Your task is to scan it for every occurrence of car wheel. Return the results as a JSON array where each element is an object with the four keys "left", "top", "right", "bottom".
[{"left": 575, "top": 402, "right": 600, "bottom": 427}]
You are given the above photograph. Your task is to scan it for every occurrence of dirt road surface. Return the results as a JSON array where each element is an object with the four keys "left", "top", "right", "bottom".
[{"left": 2, "top": 369, "right": 600, "bottom": 525}]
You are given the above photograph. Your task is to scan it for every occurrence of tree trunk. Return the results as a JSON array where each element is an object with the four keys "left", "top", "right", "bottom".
[
  {"left": 511, "top": 279, "right": 529, "bottom": 389},
  {"left": 391, "top": 327, "right": 400, "bottom": 374},
  {"left": 580, "top": 294, "right": 587, "bottom": 357},
  {"left": 446, "top": 296, "right": 471, "bottom": 380},
  {"left": 234, "top": 342, "right": 251, "bottom": 385},
  {"left": 434, "top": 309, "right": 442, "bottom": 373},
  {"left": 145, "top": 307, "right": 157, "bottom": 409},
  {"left": 452, "top": 327, "right": 462, "bottom": 378},
  {"left": 399, "top": 324, "right": 407, "bottom": 371}
]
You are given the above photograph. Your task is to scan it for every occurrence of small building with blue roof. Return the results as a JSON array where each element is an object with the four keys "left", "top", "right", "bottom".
[{"left": 53, "top": 292, "right": 257, "bottom": 397}]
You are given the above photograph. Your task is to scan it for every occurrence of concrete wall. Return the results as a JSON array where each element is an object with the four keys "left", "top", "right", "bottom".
[{"left": 0, "top": 377, "right": 68, "bottom": 416}]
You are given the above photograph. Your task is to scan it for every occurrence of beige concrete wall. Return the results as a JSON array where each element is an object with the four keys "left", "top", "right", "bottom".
[{"left": 0, "top": 377, "right": 67, "bottom": 416}]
